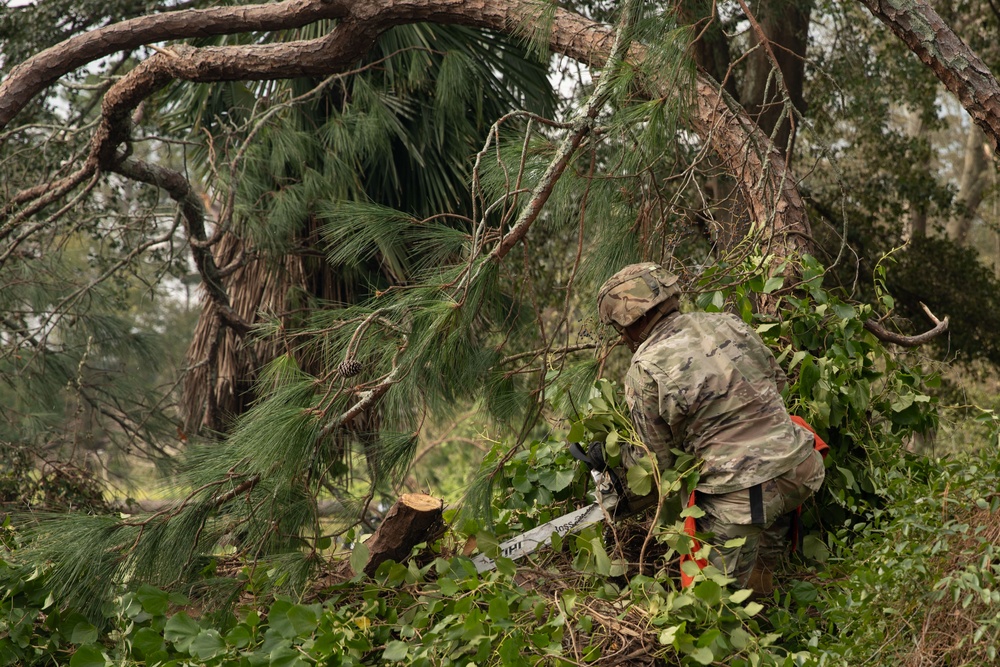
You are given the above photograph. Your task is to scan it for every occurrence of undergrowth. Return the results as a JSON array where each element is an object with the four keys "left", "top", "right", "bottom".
[{"left": 2, "top": 257, "right": 998, "bottom": 666}]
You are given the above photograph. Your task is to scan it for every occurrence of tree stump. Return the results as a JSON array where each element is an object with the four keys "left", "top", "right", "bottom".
[{"left": 362, "top": 493, "right": 445, "bottom": 576}]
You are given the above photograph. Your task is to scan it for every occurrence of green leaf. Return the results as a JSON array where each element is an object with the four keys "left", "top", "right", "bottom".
[
  {"left": 383, "top": 640, "right": 409, "bottom": 661},
  {"left": 190, "top": 630, "right": 227, "bottom": 661},
  {"left": 131, "top": 627, "right": 165, "bottom": 658},
  {"left": 832, "top": 303, "right": 856, "bottom": 320},
  {"left": 350, "top": 542, "right": 370, "bottom": 576},
  {"left": 729, "top": 627, "right": 751, "bottom": 650},
  {"left": 755, "top": 322, "right": 781, "bottom": 335},
  {"left": 680, "top": 504, "right": 705, "bottom": 519},
  {"left": 762, "top": 276, "right": 784, "bottom": 294},
  {"left": 802, "top": 534, "right": 830, "bottom": 563},
  {"left": 270, "top": 646, "right": 309, "bottom": 667},
  {"left": 626, "top": 460, "right": 652, "bottom": 497},
  {"left": 688, "top": 646, "right": 715, "bottom": 665},
  {"left": 69, "top": 644, "right": 109, "bottom": 667},
  {"left": 225, "top": 624, "right": 253, "bottom": 649},
  {"left": 488, "top": 595, "right": 510, "bottom": 622},
  {"left": 590, "top": 537, "right": 613, "bottom": 576},
  {"left": 287, "top": 604, "right": 320, "bottom": 637},
  {"left": 693, "top": 580, "right": 722, "bottom": 606},
  {"left": 136, "top": 584, "right": 170, "bottom": 616},
  {"left": 540, "top": 468, "right": 575, "bottom": 492},
  {"left": 567, "top": 421, "right": 586, "bottom": 443},
  {"left": 70, "top": 622, "right": 99, "bottom": 645},
  {"left": 744, "top": 601, "right": 764, "bottom": 616},
  {"left": 605, "top": 431, "right": 620, "bottom": 458},
  {"left": 164, "top": 612, "right": 201, "bottom": 652},
  {"left": 268, "top": 600, "right": 320, "bottom": 641},
  {"left": 496, "top": 557, "right": 517, "bottom": 577},
  {"left": 728, "top": 589, "right": 753, "bottom": 604}
]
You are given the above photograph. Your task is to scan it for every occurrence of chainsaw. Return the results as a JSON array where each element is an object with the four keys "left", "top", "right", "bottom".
[{"left": 471, "top": 441, "right": 645, "bottom": 573}]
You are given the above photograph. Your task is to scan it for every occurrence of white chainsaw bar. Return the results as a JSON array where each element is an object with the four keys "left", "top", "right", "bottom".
[{"left": 471, "top": 473, "right": 617, "bottom": 573}]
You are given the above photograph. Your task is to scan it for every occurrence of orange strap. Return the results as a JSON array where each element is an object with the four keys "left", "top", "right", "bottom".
[
  {"left": 788, "top": 415, "right": 829, "bottom": 553},
  {"left": 679, "top": 490, "right": 708, "bottom": 588},
  {"left": 791, "top": 415, "right": 830, "bottom": 459},
  {"left": 679, "top": 415, "right": 829, "bottom": 587}
]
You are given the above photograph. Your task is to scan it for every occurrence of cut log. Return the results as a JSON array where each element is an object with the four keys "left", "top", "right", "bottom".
[{"left": 362, "top": 493, "right": 445, "bottom": 576}]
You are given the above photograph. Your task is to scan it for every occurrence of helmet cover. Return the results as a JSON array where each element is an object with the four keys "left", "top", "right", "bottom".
[{"left": 597, "top": 263, "right": 680, "bottom": 328}]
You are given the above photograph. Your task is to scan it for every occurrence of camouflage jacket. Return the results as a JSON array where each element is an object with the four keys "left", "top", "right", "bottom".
[{"left": 623, "top": 311, "right": 814, "bottom": 494}]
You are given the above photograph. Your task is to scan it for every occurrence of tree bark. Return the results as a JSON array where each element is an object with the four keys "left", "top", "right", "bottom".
[{"left": 361, "top": 493, "right": 444, "bottom": 575}]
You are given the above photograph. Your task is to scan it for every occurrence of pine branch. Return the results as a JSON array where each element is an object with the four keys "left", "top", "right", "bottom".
[{"left": 487, "top": 0, "right": 641, "bottom": 263}]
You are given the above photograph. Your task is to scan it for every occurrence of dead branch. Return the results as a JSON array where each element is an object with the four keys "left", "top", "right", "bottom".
[{"left": 864, "top": 303, "right": 949, "bottom": 347}]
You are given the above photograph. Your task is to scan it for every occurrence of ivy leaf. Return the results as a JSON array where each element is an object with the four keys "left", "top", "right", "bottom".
[
  {"left": 728, "top": 589, "right": 753, "bottom": 604},
  {"left": 164, "top": 612, "right": 201, "bottom": 652},
  {"left": 350, "top": 542, "right": 370, "bottom": 576},
  {"left": 189, "top": 630, "right": 226, "bottom": 661},
  {"left": 270, "top": 646, "right": 309, "bottom": 667},
  {"left": 688, "top": 646, "right": 715, "bottom": 665},
  {"left": 729, "top": 627, "right": 751, "bottom": 650},
  {"left": 693, "top": 580, "right": 722, "bottom": 606},
  {"left": 762, "top": 276, "right": 784, "bottom": 294},
  {"left": 488, "top": 595, "right": 510, "bottom": 622},
  {"left": 626, "top": 461, "right": 652, "bottom": 497},
  {"left": 802, "top": 534, "right": 830, "bottom": 563},
  {"left": 136, "top": 585, "right": 170, "bottom": 616},
  {"left": 383, "top": 640, "right": 409, "bottom": 661},
  {"left": 69, "top": 644, "right": 109, "bottom": 667},
  {"left": 131, "top": 627, "right": 165, "bottom": 658},
  {"left": 70, "top": 622, "right": 98, "bottom": 645}
]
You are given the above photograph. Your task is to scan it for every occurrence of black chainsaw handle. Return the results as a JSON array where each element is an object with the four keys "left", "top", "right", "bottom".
[
  {"left": 568, "top": 440, "right": 631, "bottom": 503},
  {"left": 568, "top": 440, "right": 608, "bottom": 472}
]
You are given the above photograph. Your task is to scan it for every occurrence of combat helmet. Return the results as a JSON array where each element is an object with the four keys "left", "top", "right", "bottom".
[{"left": 597, "top": 263, "right": 680, "bottom": 329}]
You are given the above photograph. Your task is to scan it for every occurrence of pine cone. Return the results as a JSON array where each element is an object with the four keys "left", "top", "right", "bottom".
[{"left": 338, "top": 358, "right": 363, "bottom": 378}]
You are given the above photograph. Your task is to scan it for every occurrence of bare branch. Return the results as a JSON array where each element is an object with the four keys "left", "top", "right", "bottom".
[
  {"left": 114, "top": 156, "right": 252, "bottom": 335},
  {"left": 864, "top": 303, "right": 949, "bottom": 347}
]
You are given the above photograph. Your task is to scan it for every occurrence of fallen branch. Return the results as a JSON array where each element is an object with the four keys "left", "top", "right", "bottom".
[{"left": 864, "top": 303, "right": 949, "bottom": 347}]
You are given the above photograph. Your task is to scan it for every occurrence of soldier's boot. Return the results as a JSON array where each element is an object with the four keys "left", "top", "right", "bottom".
[{"left": 746, "top": 562, "right": 774, "bottom": 600}]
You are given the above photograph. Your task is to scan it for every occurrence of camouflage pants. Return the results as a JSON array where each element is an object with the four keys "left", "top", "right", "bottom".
[{"left": 695, "top": 449, "right": 825, "bottom": 586}]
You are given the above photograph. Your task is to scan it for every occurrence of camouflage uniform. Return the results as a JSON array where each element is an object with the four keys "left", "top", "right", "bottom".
[
  {"left": 624, "top": 311, "right": 824, "bottom": 584},
  {"left": 598, "top": 264, "right": 824, "bottom": 586}
]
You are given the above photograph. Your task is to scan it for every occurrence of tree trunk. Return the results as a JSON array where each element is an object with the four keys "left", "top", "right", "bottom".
[
  {"left": 906, "top": 112, "right": 928, "bottom": 239},
  {"left": 361, "top": 493, "right": 445, "bottom": 575},
  {"left": 739, "top": 0, "right": 812, "bottom": 158},
  {"left": 946, "top": 123, "right": 989, "bottom": 244},
  {"left": 676, "top": 0, "right": 739, "bottom": 99}
]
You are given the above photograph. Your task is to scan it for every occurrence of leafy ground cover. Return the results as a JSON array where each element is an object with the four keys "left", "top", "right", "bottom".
[
  {"left": 3, "top": 441, "right": 1000, "bottom": 666},
  {"left": 2, "top": 260, "right": 997, "bottom": 666}
]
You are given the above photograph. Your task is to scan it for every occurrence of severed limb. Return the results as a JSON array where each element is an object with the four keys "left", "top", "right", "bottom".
[{"left": 864, "top": 303, "right": 949, "bottom": 347}]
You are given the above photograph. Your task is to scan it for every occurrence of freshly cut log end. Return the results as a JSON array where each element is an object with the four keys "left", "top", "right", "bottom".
[{"left": 362, "top": 493, "right": 445, "bottom": 576}]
